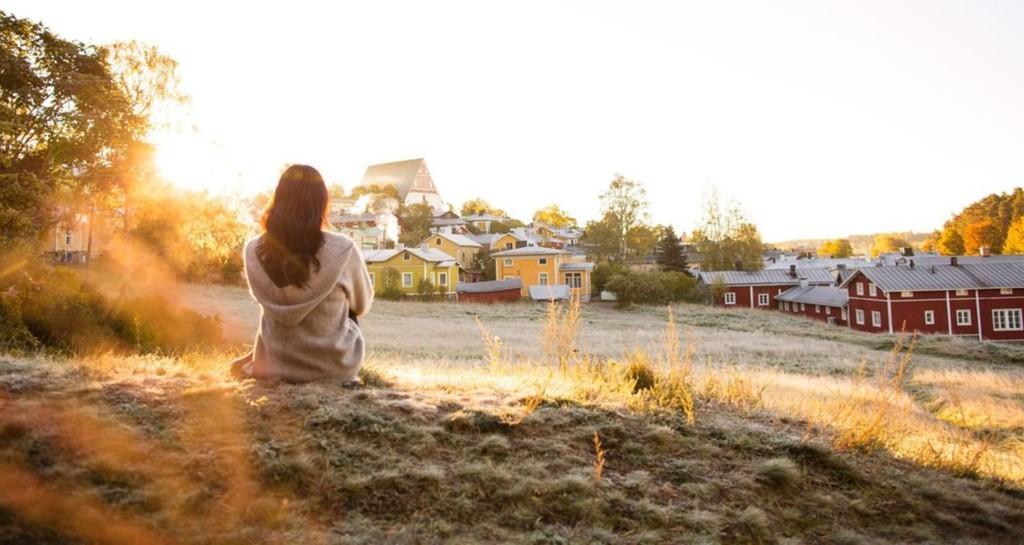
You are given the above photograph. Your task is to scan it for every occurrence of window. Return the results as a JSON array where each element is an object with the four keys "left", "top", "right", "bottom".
[
  {"left": 800, "top": 303, "right": 806, "bottom": 311},
  {"left": 825, "top": 307, "right": 832, "bottom": 315},
  {"left": 368, "top": 272, "right": 375, "bottom": 286},
  {"left": 1001, "top": 288, "right": 1014, "bottom": 295},
  {"left": 724, "top": 292, "right": 736, "bottom": 305},
  {"left": 842, "top": 308, "right": 848, "bottom": 321},
  {"left": 779, "top": 301, "right": 785, "bottom": 310},
  {"left": 855, "top": 309, "right": 865, "bottom": 325},
  {"left": 868, "top": 283, "right": 877, "bottom": 297},
  {"left": 504, "top": 242, "right": 513, "bottom": 250},
  {"left": 924, "top": 310, "right": 935, "bottom": 325},
  {"left": 403, "top": 252, "right": 411, "bottom": 261},
  {"left": 538, "top": 258, "right": 548, "bottom": 265},
  {"left": 901, "top": 291, "right": 913, "bottom": 298},
  {"left": 402, "top": 272, "right": 413, "bottom": 287},
  {"left": 784, "top": 302, "right": 790, "bottom": 311},
  {"left": 538, "top": 272, "right": 548, "bottom": 285},
  {"left": 815, "top": 305, "right": 821, "bottom": 314},
  {"left": 64, "top": 230, "right": 72, "bottom": 246},
  {"left": 438, "top": 272, "right": 448, "bottom": 286},
  {"left": 566, "top": 272, "right": 582, "bottom": 288},
  {"left": 856, "top": 283, "right": 864, "bottom": 296},
  {"left": 993, "top": 309, "right": 1023, "bottom": 331},
  {"left": 436, "top": 238, "right": 442, "bottom": 245},
  {"left": 871, "top": 311, "right": 882, "bottom": 328},
  {"left": 504, "top": 258, "right": 513, "bottom": 266},
  {"left": 956, "top": 309, "right": 971, "bottom": 326},
  {"left": 758, "top": 293, "right": 769, "bottom": 306}
]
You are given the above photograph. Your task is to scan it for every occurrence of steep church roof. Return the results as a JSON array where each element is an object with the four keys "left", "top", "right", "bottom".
[{"left": 355, "top": 158, "right": 437, "bottom": 200}]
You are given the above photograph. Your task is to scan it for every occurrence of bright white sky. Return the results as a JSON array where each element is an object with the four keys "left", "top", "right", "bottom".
[{"left": 8, "top": 1, "right": 1024, "bottom": 241}]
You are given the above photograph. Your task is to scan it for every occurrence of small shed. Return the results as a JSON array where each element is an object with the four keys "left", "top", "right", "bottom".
[{"left": 457, "top": 278, "right": 523, "bottom": 303}]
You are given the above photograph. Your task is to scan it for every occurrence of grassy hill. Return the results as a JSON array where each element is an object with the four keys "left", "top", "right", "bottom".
[{"left": 2, "top": 288, "right": 1023, "bottom": 544}]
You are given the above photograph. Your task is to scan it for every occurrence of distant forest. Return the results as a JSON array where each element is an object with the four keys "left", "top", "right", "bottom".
[{"left": 774, "top": 188, "right": 1024, "bottom": 256}]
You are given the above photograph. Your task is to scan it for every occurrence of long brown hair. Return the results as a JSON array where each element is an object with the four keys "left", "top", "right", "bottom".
[{"left": 257, "top": 164, "right": 329, "bottom": 288}]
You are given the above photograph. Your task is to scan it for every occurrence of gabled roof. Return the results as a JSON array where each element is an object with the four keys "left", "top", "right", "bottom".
[
  {"left": 456, "top": 278, "right": 522, "bottom": 294},
  {"left": 354, "top": 158, "right": 427, "bottom": 199},
  {"left": 492, "top": 246, "right": 569, "bottom": 257},
  {"left": 364, "top": 247, "right": 457, "bottom": 266},
  {"left": 840, "top": 262, "right": 1024, "bottom": 292},
  {"left": 467, "top": 233, "right": 502, "bottom": 246},
  {"left": 698, "top": 268, "right": 834, "bottom": 286},
  {"left": 426, "top": 231, "right": 482, "bottom": 248},
  {"left": 776, "top": 285, "right": 849, "bottom": 308}
]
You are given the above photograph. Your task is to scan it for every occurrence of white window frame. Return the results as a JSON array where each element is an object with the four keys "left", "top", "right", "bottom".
[
  {"left": 956, "top": 309, "right": 971, "bottom": 326},
  {"left": 758, "top": 293, "right": 769, "bottom": 306},
  {"left": 955, "top": 289, "right": 968, "bottom": 296},
  {"left": 815, "top": 305, "right": 821, "bottom": 314},
  {"left": 784, "top": 302, "right": 790, "bottom": 311},
  {"left": 504, "top": 242, "right": 513, "bottom": 250},
  {"left": 901, "top": 291, "right": 913, "bottom": 298},
  {"left": 992, "top": 309, "right": 1023, "bottom": 331},
  {"left": 1001, "top": 288, "right": 1014, "bottom": 295},
  {"left": 402, "top": 272, "right": 413, "bottom": 287},
  {"left": 871, "top": 311, "right": 882, "bottom": 328},
  {"left": 825, "top": 307, "right": 832, "bottom": 315},
  {"left": 566, "top": 272, "right": 582, "bottom": 288},
  {"left": 800, "top": 303, "right": 806, "bottom": 311},
  {"left": 868, "top": 283, "right": 877, "bottom": 297},
  {"left": 538, "top": 272, "right": 548, "bottom": 286},
  {"left": 503, "top": 258, "right": 513, "bottom": 266},
  {"left": 538, "top": 258, "right": 548, "bottom": 265},
  {"left": 724, "top": 292, "right": 736, "bottom": 305},
  {"left": 842, "top": 308, "right": 849, "bottom": 321},
  {"left": 438, "top": 272, "right": 448, "bottom": 286},
  {"left": 924, "top": 310, "right": 935, "bottom": 325},
  {"left": 856, "top": 283, "right": 864, "bottom": 296},
  {"left": 855, "top": 309, "right": 865, "bottom": 325}
]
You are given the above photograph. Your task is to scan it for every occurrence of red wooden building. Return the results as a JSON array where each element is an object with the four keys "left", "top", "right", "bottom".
[
  {"left": 456, "top": 278, "right": 523, "bottom": 304},
  {"left": 775, "top": 284, "right": 849, "bottom": 326},
  {"left": 698, "top": 266, "right": 835, "bottom": 309},
  {"left": 840, "top": 260, "right": 1024, "bottom": 341}
]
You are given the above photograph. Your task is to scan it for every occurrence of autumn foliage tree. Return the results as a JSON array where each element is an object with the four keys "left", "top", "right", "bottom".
[
  {"left": 691, "top": 188, "right": 763, "bottom": 271},
  {"left": 1003, "top": 218, "right": 1024, "bottom": 254},
  {"left": 934, "top": 188, "right": 1024, "bottom": 255},
  {"left": 532, "top": 204, "right": 577, "bottom": 229},
  {"left": 817, "top": 239, "right": 853, "bottom": 258},
  {"left": 963, "top": 218, "right": 999, "bottom": 255}
]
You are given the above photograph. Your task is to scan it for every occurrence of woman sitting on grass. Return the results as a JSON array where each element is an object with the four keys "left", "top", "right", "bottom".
[{"left": 230, "top": 164, "right": 373, "bottom": 382}]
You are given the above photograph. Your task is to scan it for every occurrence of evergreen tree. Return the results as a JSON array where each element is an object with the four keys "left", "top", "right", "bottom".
[{"left": 655, "top": 226, "right": 688, "bottom": 272}]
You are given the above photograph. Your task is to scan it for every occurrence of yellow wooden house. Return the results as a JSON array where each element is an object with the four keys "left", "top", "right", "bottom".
[
  {"left": 492, "top": 246, "right": 594, "bottom": 302},
  {"left": 421, "top": 232, "right": 481, "bottom": 271},
  {"left": 364, "top": 246, "right": 460, "bottom": 297}
]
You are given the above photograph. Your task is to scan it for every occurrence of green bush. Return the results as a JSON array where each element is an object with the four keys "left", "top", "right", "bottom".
[
  {"left": 605, "top": 270, "right": 699, "bottom": 308},
  {"left": 379, "top": 268, "right": 404, "bottom": 301},
  {"left": 592, "top": 262, "right": 628, "bottom": 295},
  {"left": 0, "top": 260, "right": 223, "bottom": 354}
]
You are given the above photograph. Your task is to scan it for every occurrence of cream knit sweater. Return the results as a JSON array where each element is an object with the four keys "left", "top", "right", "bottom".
[{"left": 243, "top": 231, "right": 373, "bottom": 382}]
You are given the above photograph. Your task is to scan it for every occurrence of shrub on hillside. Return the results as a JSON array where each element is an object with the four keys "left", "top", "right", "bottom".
[
  {"left": 591, "top": 262, "right": 628, "bottom": 295},
  {"left": 605, "top": 270, "right": 699, "bottom": 308},
  {"left": 0, "top": 260, "right": 223, "bottom": 354},
  {"left": 378, "top": 268, "right": 404, "bottom": 301}
]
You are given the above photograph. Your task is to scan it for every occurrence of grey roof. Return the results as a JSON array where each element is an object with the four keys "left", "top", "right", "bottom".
[
  {"left": 354, "top": 158, "right": 425, "bottom": 199},
  {"left": 492, "top": 246, "right": 568, "bottom": 257},
  {"left": 467, "top": 233, "right": 501, "bottom": 246},
  {"left": 764, "top": 258, "right": 878, "bottom": 271},
  {"left": 432, "top": 217, "right": 466, "bottom": 227},
  {"left": 698, "top": 268, "right": 834, "bottom": 286},
  {"left": 777, "top": 285, "right": 849, "bottom": 307},
  {"left": 364, "top": 247, "right": 457, "bottom": 266},
  {"left": 560, "top": 261, "right": 594, "bottom": 271},
  {"left": 427, "top": 232, "right": 482, "bottom": 248},
  {"left": 464, "top": 214, "right": 507, "bottom": 222},
  {"left": 528, "top": 284, "right": 571, "bottom": 301},
  {"left": 330, "top": 213, "right": 378, "bottom": 224},
  {"left": 879, "top": 254, "right": 1024, "bottom": 267},
  {"left": 841, "top": 262, "right": 1024, "bottom": 291},
  {"left": 456, "top": 278, "right": 523, "bottom": 294}
]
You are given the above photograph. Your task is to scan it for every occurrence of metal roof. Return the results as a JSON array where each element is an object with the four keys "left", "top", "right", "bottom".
[
  {"left": 456, "top": 278, "right": 523, "bottom": 294},
  {"left": 364, "top": 247, "right": 457, "bottom": 266},
  {"left": 764, "top": 258, "right": 877, "bottom": 271},
  {"left": 559, "top": 262, "right": 595, "bottom": 271},
  {"left": 492, "top": 246, "right": 569, "bottom": 257},
  {"left": 776, "top": 285, "right": 849, "bottom": 307},
  {"left": 427, "top": 232, "right": 482, "bottom": 248},
  {"left": 528, "top": 284, "right": 572, "bottom": 301},
  {"left": 840, "top": 262, "right": 1024, "bottom": 291},
  {"left": 353, "top": 158, "right": 424, "bottom": 199},
  {"left": 698, "top": 268, "right": 834, "bottom": 286}
]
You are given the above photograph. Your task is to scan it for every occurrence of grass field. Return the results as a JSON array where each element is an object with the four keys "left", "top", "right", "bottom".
[{"left": 2, "top": 284, "right": 1023, "bottom": 544}]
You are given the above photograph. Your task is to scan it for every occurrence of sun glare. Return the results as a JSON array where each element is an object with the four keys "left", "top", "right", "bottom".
[{"left": 153, "top": 134, "right": 230, "bottom": 193}]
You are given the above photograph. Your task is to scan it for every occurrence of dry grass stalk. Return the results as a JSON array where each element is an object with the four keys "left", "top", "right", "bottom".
[
  {"left": 476, "top": 315, "right": 505, "bottom": 370},
  {"left": 592, "top": 431, "right": 606, "bottom": 481},
  {"left": 543, "top": 296, "right": 581, "bottom": 372}
]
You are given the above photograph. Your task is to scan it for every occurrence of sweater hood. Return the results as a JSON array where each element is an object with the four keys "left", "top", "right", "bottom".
[{"left": 245, "top": 232, "right": 357, "bottom": 327}]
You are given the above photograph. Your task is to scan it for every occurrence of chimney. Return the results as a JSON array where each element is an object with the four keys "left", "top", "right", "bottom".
[
  {"left": 950, "top": 256, "right": 958, "bottom": 266},
  {"left": 789, "top": 264, "right": 797, "bottom": 278},
  {"left": 901, "top": 247, "right": 914, "bottom": 257},
  {"left": 909, "top": 259, "right": 915, "bottom": 269},
  {"left": 799, "top": 278, "right": 808, "bottom": 287},
  {"left": 980, "top": 246, "right": 991, "bottom": 257},
  {"left": 836, "top": 264, "right": 847, "bottom": 271},
  {"left": 735, "top": 260, "right": 743, "bottom": 271}
]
